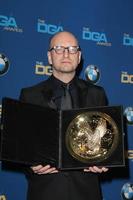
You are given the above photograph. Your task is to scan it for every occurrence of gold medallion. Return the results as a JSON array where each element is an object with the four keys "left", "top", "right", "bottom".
[{"left": 66, "top": 111, "right": 119, "bottom": 163}]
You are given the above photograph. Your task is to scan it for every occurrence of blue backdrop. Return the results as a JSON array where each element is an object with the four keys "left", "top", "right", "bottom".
[{"left": 0, "top": 0, "right": 133, "bottom": 199}]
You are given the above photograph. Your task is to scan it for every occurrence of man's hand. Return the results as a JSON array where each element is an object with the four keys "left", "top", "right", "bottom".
[
  {"left": 84, "top": 166, "right": 108, "bottom": 173},
  {"left": 31, "top": 165, "right": 59, "bottom": 175}
]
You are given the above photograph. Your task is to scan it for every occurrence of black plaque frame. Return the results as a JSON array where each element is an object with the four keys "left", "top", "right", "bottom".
[{"left": 0, "top": 97, "right": 125, "bottom": 170}]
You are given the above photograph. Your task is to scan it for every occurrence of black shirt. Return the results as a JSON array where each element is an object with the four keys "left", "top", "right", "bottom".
[{"left": 50, "top": 75, "right": 80, "bottom": 110}]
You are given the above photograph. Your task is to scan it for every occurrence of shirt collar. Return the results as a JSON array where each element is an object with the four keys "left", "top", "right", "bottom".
[{"left": 50, "top": 74, "right": 77, "bottom": 90}]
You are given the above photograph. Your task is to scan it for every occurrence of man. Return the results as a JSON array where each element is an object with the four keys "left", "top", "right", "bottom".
[{"left": 20, "top": 31, "right": 108, "bottom": 200}]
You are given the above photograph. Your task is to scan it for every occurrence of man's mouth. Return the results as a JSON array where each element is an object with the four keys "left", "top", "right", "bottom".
[{"left": 61, "top": 60, "right": 71, "bottom": 64}]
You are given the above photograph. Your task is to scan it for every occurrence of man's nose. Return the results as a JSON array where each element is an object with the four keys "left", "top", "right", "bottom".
[{"left": 63, "top": 48, "right": 69, "bottom": 57}]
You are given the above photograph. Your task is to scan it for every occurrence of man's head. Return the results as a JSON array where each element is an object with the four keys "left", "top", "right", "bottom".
[{"left": 47, "top": 31, "right": 81, "bottom": 79}]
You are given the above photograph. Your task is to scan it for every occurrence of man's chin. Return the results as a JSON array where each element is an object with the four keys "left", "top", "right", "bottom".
[
  {"left": 61, "top": 66, "right": 77, "bottom": 73},
  {"left": 60, "top": 69, "right": 75, "bottom": 73},
  {"left": 53, "top": 66, "right": 77, "bottom": 74}
]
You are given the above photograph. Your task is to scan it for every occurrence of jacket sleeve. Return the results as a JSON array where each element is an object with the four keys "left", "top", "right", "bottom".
[
  {"left": 100, "top": 88, "right": 109, "bottom": 106},
  {"left": 19, "top": 89, "right": 26, "bottom": 101}
]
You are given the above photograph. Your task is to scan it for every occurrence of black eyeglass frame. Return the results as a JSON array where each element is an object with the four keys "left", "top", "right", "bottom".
[{"left": 49, "top": 46, "right": 81, "bottom": 54}]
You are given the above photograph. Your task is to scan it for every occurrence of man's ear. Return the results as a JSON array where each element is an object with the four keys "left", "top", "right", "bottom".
[
  {"left": 47, "top": 51, "right": 52, "bottom": 65},
  {"left": 78, "top": 51, "right": 81, "bottom": 64}
]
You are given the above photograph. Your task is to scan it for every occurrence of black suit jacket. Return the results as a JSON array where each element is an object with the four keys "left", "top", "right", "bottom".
[{"left": 20, "top": 76, "right": 108, "bottom": 200}]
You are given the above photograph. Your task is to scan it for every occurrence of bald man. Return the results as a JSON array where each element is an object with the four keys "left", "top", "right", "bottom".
[{"left": 20, "top": 31, "right": 108, "bottom": 200}]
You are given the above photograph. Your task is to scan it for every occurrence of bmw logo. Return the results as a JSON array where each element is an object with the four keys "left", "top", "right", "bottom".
[
  {"left": 124, "top": 107, "right": 133, "bottom": 125},
  {"left": 85, "top": 65, "right": 100, "bottom": 84},
  {"left": 0, "top": 54, "right": 10, "bottom": 76},
  {"left": 121, "top": 183, "right": 133, "bottom": 200}
]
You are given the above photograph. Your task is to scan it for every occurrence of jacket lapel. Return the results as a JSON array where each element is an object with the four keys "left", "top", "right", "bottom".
[
  {"left": 41, "top": 78, "right": 57, "bottom": 109},
  {"left": 40, "top": 76, "right": 90, "bottom": 109},
  {"left": 75, "top": 78, "right": 89, "bottom": 108}
]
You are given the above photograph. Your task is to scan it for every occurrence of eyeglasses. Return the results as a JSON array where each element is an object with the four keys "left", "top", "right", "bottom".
[{"left": 49, "top": 46, "right": 81, "bottom": 54}]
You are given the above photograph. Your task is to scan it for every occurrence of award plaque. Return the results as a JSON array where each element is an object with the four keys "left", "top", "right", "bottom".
[
  {"left": 65, "top": 112, "right": 119, "bottom": 164},
  {"left": 0, "top": 97, "right": 125, "bottom": 170}
]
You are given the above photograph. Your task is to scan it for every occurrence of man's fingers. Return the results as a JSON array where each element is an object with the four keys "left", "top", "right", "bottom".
[
  {"left": 84, "top": 166, "right": 109, "bottom": 173},
  {"left": 38, "top": 167, "right": 58, "bottom": 174},
  {"left": 31, "top": 165, "right": 50, "bottom": 173},
  {"left": 31, "top": 165, "right": 58, "bottom": 174}
]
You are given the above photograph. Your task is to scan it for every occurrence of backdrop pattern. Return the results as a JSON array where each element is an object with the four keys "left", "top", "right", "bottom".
[{"left": 0, "top": 0, "right": 133, "bottom": 199}]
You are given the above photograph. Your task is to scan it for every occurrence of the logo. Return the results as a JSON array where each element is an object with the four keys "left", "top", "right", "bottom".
[
  {"left": 35, "top": 61, "right": 52, "bottom": 76},
  {"left": 85, "top": 65, "right": 100, "bottom": 84},
  {"left": 37, "top": 19, "right": 63, "bottom": 35},
  {"left": 0, "top": 15, "right": 23, "bottom": 33},
  {"left": 121, "top": 72, "right": 133, "bottom": 84},
  {"left": 121, "top": 183, "right": 133, "bottom": 200},
  {"left": 123, "top": 33, "right": 133, "bottom": 46},
  {"left": 82, "top": 27, "right": 111, "bottom": 46},
  {"left": 128, "top": 150, "right": 133, "bottom": 160},
  {"left": 0, "top": 54, "right": 10, "bottom": 76},
  {"left": 124, "top": 107, "right": 133, "bottom": 125},
  {"left": 0, "top": 195, "right": 6, "bottom": 200}
]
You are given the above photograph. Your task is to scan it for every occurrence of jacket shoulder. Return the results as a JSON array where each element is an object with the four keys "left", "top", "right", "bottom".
[
  {"left": 77, "top": 78, "right": 104, "bottom": 91},
  {"left": 19, "top": 78, "right": 50, "bottom": 102},
  {"left": 23, "top": 79, "right": 48, "bottom": 91},
  {"left": 77, "top": 78, "right": 108, "bottom": 106}
]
